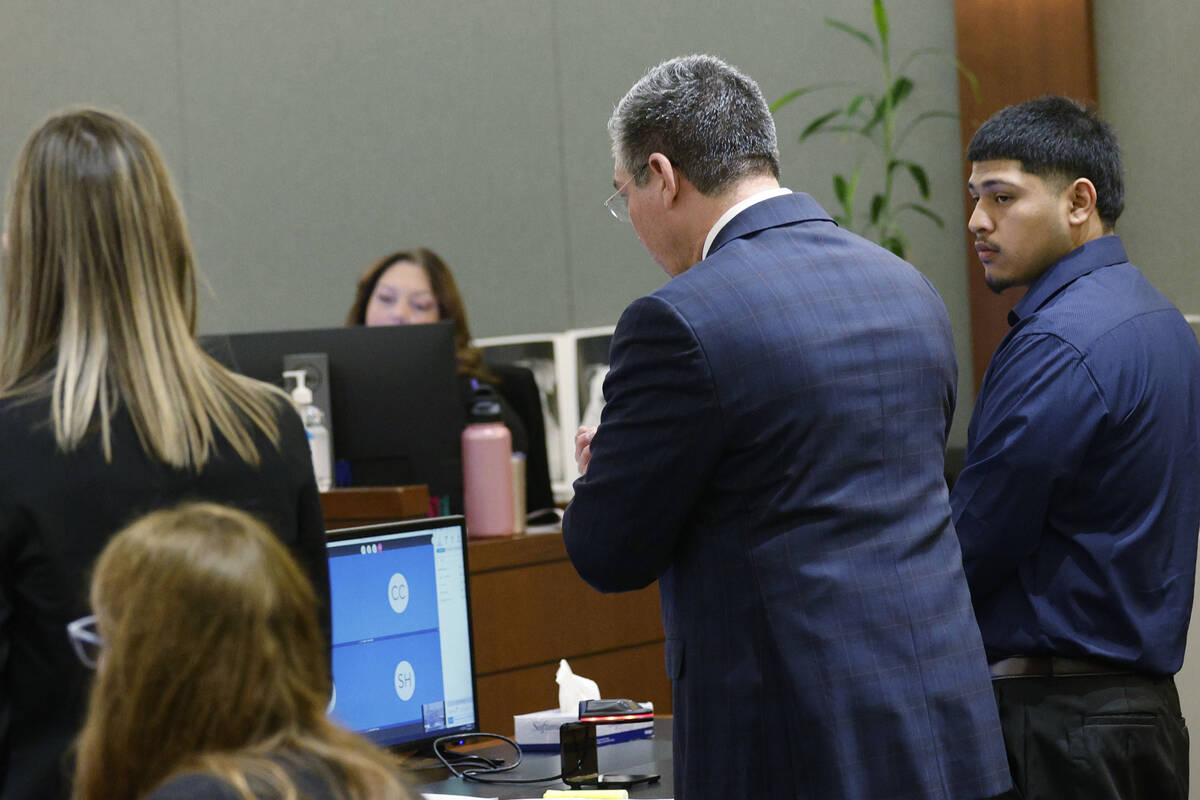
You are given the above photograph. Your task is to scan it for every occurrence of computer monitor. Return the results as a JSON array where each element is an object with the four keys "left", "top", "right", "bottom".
[
  {"left": 203, "top": 323, "right": 464, "bottom": 510},
  {"left": 325, "top": 516, "right": 479, "bottom": 750}
]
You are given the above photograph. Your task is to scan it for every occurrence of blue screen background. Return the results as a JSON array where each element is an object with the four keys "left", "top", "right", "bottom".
[
  {"left": 330, "top": 629, "right": 446, "bottom": 732},
  {"left": 328, "top": 538, "right": 447, "bottom": 737},
  {"left": 329, "top": 541, "right": 440, "bottom": 643}
]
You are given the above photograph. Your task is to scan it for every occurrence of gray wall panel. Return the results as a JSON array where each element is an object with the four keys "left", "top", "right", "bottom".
[
  {"left": 0, "top": 2, "right": 184, "bottom": 184},
  {"left": 173, "top": 1, "right": 567, "bottom": 335},
  {"left": 1094, "top": 0, "right": 1200, "bottom": 784},
  {"left": 1, "top": 0, "right": 972, "bottom": 442},
  {"left": 1094, "top": 1, "right": 1200, "bottom": 317}
]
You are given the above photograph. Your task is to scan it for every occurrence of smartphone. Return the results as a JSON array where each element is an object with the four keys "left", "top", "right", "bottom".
[{"left": 578, "top": 698, "right": 654, "bottom": 722}]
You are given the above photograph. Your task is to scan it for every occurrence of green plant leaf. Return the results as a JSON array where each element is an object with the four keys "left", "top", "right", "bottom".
[
  {"left": 861, "top": 77, "right": 915, "bottom": 135},
  {"left": 907, "top": 163, "right": 930, "bottom": 199},
  {"left": 957, "top": 59, "right": 981, "bottom": 102},
  {"left": 846, "top": 163, "right": 863, "bottom": 217},
  {"left": 897, "top": 47, "right": 981, "bottom": 102},
  {"left": 770, "top": 82, "right": 853, "bottom": 113},
  {"left": 833, "top": 164, "right": 863, "bottom": 223},
  {"left": 898, "top": 46, "right": 942, "bottom": 73},
  {"left": 870, "top": 193, "right": 886, "bottom": 226},
  {"left": 873, "top": 0, "right": 890, "bottom": 47},
  {"left": 895, "top": 110, "right": 958, "bottom": 150},
  {"left": 845, "top": 93, "right": 870, "bottom": 118},
  {"left": 799, "top": 109, "right": 843, "bottom": 142},
  {"left": 889, "top": 76, "right": 915, "bottom": 108},
  {"left": 882, "top": 236, "right": 906, "bottom": 258},
  {"left": 834, "top": 174, "right": 849, "bottom": 208},
  {"left": 896, "top": 202, "right": 945, "bottom": 228},
  {"left": 824, "top": 18, "right": 878, "bottom": 55}
]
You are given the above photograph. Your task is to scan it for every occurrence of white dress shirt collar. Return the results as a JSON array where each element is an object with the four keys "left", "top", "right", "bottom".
[{"left": 701, "top": 187, "right": 793, "bottom": 260}]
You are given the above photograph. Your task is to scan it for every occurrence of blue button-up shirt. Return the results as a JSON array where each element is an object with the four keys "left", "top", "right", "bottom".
[{"left": 951, "top": 235, "right": 1200, "bottom": 674}]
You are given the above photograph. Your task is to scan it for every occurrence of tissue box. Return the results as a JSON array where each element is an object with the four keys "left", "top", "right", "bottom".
[{"left": 513, "top": 702, "right": 654, "bottom": 752}]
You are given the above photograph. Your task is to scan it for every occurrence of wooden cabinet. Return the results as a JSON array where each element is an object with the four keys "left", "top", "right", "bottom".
[{"left": 467, "top": 532, "right": 671, "bottom": 735}]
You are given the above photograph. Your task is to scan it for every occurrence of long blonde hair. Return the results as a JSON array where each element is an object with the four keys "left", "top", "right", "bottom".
[
  {"left": 74, "top": 503, "right": 411, "bottom": 800},
  {"left": 0, "top": 108, "right": 281, "bottom": 467}
]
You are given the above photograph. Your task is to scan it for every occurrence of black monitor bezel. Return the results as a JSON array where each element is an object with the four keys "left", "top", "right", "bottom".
[
  {"left": 202, "top": 322, "right": 465, "bottom": 510},
  {"left": 325, "top": 515, "right": 480, "bottom": 753}
]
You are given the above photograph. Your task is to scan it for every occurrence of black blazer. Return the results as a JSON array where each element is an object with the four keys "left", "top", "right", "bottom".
[{"left": 0, "top": 394, "right": 328, "bottom": 800}]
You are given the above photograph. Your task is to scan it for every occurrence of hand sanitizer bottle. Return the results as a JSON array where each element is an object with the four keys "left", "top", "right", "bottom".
[{"left": 284, "top": 369, "right": 332, "bottom": 491}]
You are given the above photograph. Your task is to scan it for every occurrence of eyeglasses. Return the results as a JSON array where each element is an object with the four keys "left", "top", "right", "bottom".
[
  {"left": 67, "top": 615, "right": 104, "bottom": 669},
  {"left": 603, "top": 165, "right": 649, "bottom": 223}
]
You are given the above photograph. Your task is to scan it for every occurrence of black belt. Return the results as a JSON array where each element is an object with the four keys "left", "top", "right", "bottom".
[{"left": 989, "top": 655, "right": 1135, "bottom": 679}]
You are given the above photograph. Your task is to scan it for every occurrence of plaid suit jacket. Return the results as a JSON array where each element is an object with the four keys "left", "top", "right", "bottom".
[{"left": 564, "top": 193, "right": 1010, "bottom": 799}]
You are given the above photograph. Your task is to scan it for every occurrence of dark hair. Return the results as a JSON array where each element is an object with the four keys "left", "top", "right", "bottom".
[
  {"left": 608, "top": 54, "right": 780, "bottom": 196},
  {"left": 347, "top": 247, "right": 493, "bottom": 382},
  {"left": 967, "top": 95, "right": 1123, "bottom": 228}
]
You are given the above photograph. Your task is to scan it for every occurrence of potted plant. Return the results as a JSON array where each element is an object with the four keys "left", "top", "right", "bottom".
[{"left": 772, "top": 0, "right": 977, "bottom": 258}]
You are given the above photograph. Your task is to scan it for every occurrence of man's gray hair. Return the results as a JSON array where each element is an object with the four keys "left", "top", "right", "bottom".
[{"left": 608, "top": 54, "right": 780, "bottom": 196}]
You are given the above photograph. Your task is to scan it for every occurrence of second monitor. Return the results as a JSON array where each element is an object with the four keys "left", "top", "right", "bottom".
[{"left": 205, "top": 322, "right": 464, "bottom": 511}]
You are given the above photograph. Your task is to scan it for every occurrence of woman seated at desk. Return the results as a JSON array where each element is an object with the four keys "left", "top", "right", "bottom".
[
  {"left": 72, "top": 503, "right": 412, "bottom": 800},
  {"left": 347, "top": 247, "right": 555, "bottom": 515}
]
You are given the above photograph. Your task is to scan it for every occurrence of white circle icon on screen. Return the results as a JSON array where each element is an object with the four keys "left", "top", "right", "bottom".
[
  {"left": 387, "top": 572, "right": 409, "bottom": 614},
  {"left": 394, "top": 660, "right": 416, "bottom": 701}
]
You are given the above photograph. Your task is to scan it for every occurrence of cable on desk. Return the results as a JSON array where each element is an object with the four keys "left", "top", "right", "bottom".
[{"left": 432, "top": 732, "right": 563, "bottom": 785}]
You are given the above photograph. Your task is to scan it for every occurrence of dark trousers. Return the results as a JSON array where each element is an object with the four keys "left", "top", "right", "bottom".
[{"left": 992, "top": 672, "right": 1188, "bottom": 800}]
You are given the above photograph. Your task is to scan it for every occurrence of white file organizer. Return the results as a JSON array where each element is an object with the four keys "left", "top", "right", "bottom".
[{"left": 475, "top": 326, "right": 616, "bottom": 503}]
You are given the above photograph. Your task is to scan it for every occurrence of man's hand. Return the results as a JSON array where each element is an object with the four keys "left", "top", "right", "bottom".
[{"left": 575, "top": 425, "right": 598, "bottom": 475}]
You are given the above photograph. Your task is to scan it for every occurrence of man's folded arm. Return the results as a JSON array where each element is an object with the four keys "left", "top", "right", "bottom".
[{"left": 563, "top": 295, "right": 723, "bottom": 592}]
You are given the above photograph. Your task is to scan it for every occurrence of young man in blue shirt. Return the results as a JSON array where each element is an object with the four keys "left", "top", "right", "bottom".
[{"left": 953, "top": 95, "right": 1200, "bottom": 800}]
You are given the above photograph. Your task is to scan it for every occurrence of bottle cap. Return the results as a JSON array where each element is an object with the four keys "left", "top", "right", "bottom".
[{"left": 467, "top": 384, "right": 503, "bottom": 423}]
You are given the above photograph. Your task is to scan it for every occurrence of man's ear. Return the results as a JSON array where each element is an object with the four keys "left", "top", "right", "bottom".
[
  {"left": 647, "top": 152, "right": 679, "bottom": 207},
  {"left": 1066, "top": 177, "right": 1099, "bottom": 226}
]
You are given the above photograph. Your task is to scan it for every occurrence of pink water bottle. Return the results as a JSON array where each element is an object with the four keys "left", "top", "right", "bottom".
[{"left": 461, "top": 386, "right": 514, "bottom": 537}]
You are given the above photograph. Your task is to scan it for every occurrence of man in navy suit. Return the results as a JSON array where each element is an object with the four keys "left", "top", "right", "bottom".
[{"left": 562, "top": 55, "right": 1011, "bottom": 799}]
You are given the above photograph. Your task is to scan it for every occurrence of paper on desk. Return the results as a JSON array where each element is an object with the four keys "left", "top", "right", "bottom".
[{"left": 420, "top": 794, "right": 497, "bottom": 800}]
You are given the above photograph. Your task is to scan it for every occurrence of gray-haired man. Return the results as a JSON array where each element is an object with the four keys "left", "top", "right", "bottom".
[{"left": 563, "top": 54, "right": 1011, "bottom": 799}]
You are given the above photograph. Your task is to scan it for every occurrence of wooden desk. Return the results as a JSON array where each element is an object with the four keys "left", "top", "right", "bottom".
[
  {"left": 319, "top": 485, "right": 429, "bottom": 529},
  {"left": 414, "top": 717, "right": 674, "bottom": 797},
  {"left": 467, "top": 531, "right": 670, "bottom": 734}
]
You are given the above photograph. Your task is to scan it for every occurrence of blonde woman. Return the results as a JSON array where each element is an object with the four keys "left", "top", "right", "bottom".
[
  {"left": 73, "top": 503, "right": 409, "bottom": 800},
  {"left": 0, "top": 109, "right": 327, "bottom": 799}
]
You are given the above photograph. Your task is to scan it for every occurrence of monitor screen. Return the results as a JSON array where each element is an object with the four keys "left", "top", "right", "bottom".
[
  {"left": 203, "top": 323, "right": 465, "bottom": 510},
  {"left": 325, "top": 516, "right": 478, "bottom": 750}
]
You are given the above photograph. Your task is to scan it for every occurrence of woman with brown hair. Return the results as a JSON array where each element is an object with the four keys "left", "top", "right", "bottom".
[
  {"left": 0, "top": 109, "right": 327, "bottom": 799},
  {"left": 347, "top": 249, "right": 556, "bottom": 514},
  {"left": 72, "top": 503, "right": 409, "bottom": 800},
  {"left": 346, "top": 247, "right": 493, "bottom": 381}
]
